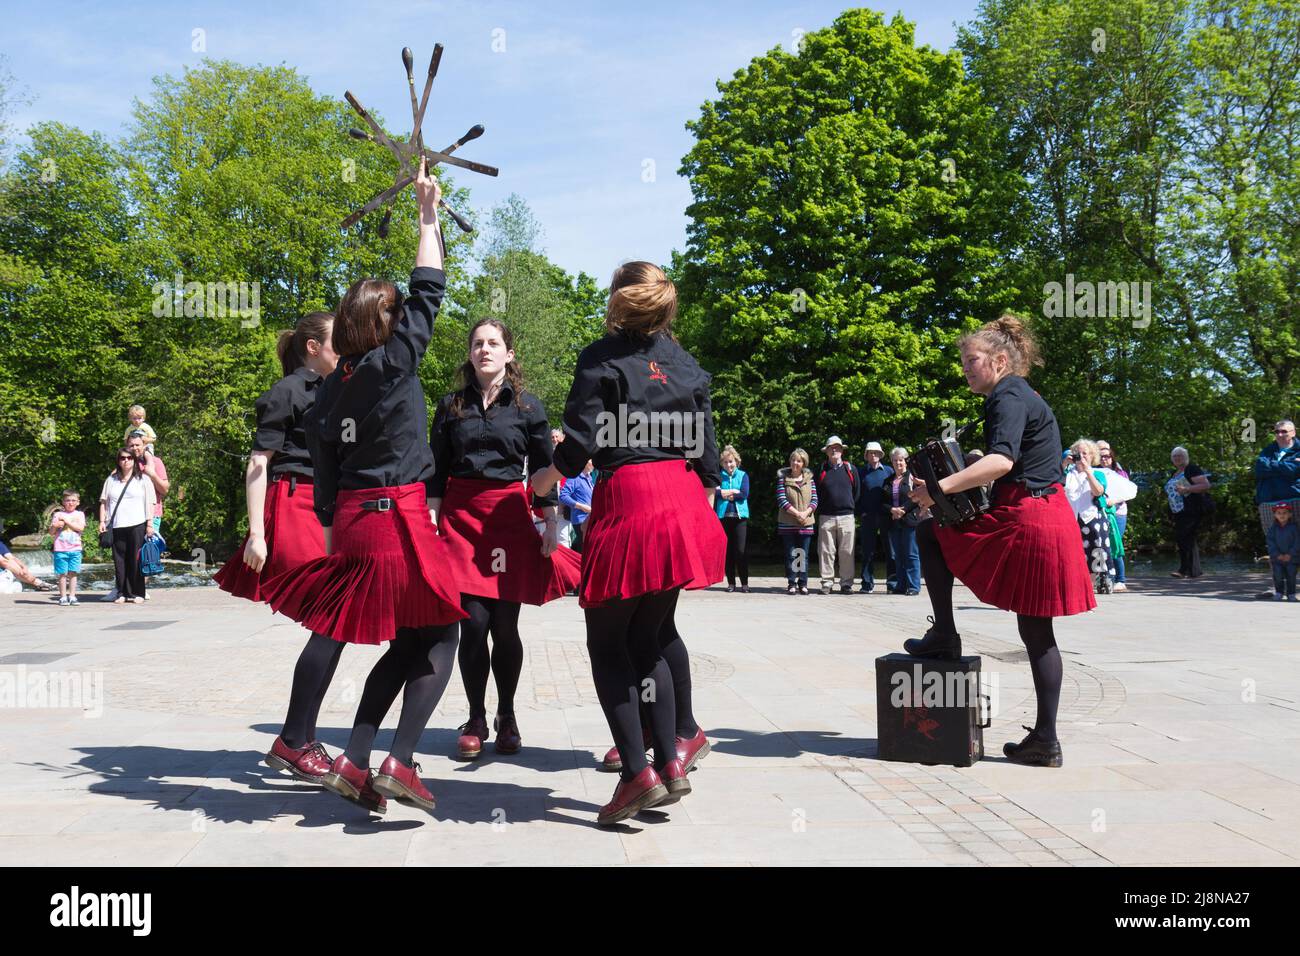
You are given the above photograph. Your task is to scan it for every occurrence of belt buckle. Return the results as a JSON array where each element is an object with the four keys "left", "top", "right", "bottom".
[{"left": 370, "top": 497, "right": 392, "bottom": 512}]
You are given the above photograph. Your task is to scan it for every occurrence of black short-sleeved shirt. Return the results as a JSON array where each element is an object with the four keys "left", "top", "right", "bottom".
[
  {"left": 253, "top": 365, "right": 323, "bottom": 480},
  {"left": 430, "top": 382, "right": 558, "bottom": 506},
  {"left": 551, "top": 331, "right": 720, "bottom": 487},
  {"left": 307, "top": 267, "right": 447, "bottom": 527},
  {"left": 982, "top": 375, "right": 1063, "bottom": 491}
]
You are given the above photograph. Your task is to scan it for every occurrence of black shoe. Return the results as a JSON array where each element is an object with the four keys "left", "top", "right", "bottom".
[
  {"left": 797, "top": 585, "right": 809, "bottom": 595},
  {"left": 1003, "top": 726, "right": 1063, "bottom": 768},
  {"left": 861, "top": 583, "right": 874, "bottom": 593},
  {"left": 903, "top": 616, "right": 962, "bottom": 659},
  {"left": 787, "top": 584, "right": 797, "bottom": 595},
  {"left": 904, "top": 589, "right": 920, "bottom": 596},
  {"left": 740, "top": 585, "right": 750, "bottom": 593},
  {"left": 840, "top": 584, "right": 854, "bottom": 595},
  {"left": 726, "top": 585, "right": 735, "bottom": 593}
]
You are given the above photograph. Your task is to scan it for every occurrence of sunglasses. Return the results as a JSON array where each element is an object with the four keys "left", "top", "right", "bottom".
[{"left": 118, "top": 455, "right": 133, "bottom": 461}]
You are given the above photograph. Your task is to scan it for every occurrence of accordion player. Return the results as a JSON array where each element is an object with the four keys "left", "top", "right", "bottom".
[{"left": 912, "top": 432, "right": 991, "bottom": 527}]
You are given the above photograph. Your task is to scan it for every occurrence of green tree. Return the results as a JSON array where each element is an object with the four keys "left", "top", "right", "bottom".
[
  {"left": 443, "top": 194, "right": 605, "bottom": 421},
  {"left": 678, "top": 9, "right": 1026, "bottom": 544}
]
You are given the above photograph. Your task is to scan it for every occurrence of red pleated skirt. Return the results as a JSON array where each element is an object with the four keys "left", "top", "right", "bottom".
[
  {"left": 260, "top": 483, "right": 467, "bottom": 644},
  {"left": 579, "top": 459, "right": 726, "bottom": 608},
  {"left": 213, "top": 477, "right": 323, "bottom": 603},
  {"left": 934, "top": 482, "right": 1096, "bottom": 618},
  {"left": 438, "top": 476, "right": 580, "bottom": 605}
]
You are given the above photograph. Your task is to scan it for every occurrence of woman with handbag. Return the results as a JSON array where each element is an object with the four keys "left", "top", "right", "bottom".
[
  {"left": 1166, "top": 446, "right": 1211, "bottom": 579},
  {"left": 882, "top": 447, "right": 925, "bottom": 595},
  {"left": 98, "top": 447, "right": 157, "bottom": 604}
]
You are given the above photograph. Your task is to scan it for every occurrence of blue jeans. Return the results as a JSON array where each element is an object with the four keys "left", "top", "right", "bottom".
[
  {"left": 859, "top": 521, "right": 895, "bottom": 590},
  {"left": 780, "top": 531, "right": 812, "bottom": 587},
  {"left": 1114, "top": 514, "right": 1127, "bottom": 583},
  {"left": 888, "top": 525, "right": 920, "bottom": 592},
  {"left": 1273, "top": 560, "right": 1297, "bottom": 596}
]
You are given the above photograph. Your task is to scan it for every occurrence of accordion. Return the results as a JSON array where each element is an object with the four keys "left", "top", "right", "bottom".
[{"left": 912, "top": 436, "right": 991, "bottom": 527}]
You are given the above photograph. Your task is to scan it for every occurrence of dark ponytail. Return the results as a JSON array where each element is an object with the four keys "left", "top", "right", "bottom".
[{"left": 277, "top": 312, "right": 334, "bottom": 376}]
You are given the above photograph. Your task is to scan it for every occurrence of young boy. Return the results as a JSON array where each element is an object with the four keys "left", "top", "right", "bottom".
[
  {"left": 124, "top": 404, "right": 157, "bottom": 454},
  {"left": 50, "top": 490, "right": 86, "bottom": 606},
  {"left": 1266, "top": 502, "right": 1300, "bottom": 601}
]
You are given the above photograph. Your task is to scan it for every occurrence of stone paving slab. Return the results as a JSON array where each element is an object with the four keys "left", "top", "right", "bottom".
[{"left": 1, "top": 571, "right": 1299, "bottom": 866}]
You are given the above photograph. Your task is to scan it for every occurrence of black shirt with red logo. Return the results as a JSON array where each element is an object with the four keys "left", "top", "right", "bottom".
[
  {"left": 552, "top": 331, "right": 720, "bottom": 487},
  {"left": 429, "top": 381, "right": 558, "bottom": 506},
  {"left": 983, "top": 375, "right": 1064, "bottom": 491},
  {"left": 306, "top": 267, "right": 446, "bottom": 528},
  {"left": 252, "top": 365, "right": 323, "bottom": 480}
]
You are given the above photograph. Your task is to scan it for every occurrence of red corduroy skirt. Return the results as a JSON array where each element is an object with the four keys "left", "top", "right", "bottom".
[
  {"left": 438, "top": 476, "right": 580, "bottom": 605},
  {"left": 260, "top": 483, "right": 467, "bottom": 644},
  {"left": 214, "top": 477, "right": 323, "bottom": 603},
  {"left": 934, "top": 482, "right": 1096, "bottom": 618},
  {"left": 579, "top": 459, "right": 726, "bottom": 609}
]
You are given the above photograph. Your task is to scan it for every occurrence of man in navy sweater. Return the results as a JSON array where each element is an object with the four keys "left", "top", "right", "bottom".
[
  {"left": 856, "top": 441, "right": 895, "bottom": 593},
  {"left": 817, "top": 436, "right": 860, "bottom": 593}
]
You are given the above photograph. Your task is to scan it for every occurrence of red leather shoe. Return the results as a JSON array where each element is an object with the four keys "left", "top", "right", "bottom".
[
  {"left": 264, "top": 737, "right": 333, "bottom": 782},
  {"left": 654, "top": 758, "right": 691, "bottom": 806},
  {"left": 457, "top": 716, "right": 490, "bottom": 760},
  {"left": 599, "top": 727, "right": 653, "bottom": 773},
  {"left": 374, "top": 755, "right": 436, "bottom": 813},
  {"left": 493, "top": 714, "right": 522, "bottom": 755},
  {"left": 597, "top": 766, "right": 668, "bottom": 826},
  {"left": 321, "top": 755, "right": 387, "bottom": 815},
  {"left": 676, "top": 727, "right": 711, "bottom": 773}
]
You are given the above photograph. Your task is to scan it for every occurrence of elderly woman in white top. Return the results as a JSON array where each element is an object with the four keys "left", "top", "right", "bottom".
[
  {"left": 1166, "top": 445, "right": 1211, "bottom": 578},
  {"left": 1065, "top": 439, "right": 1114, "bottom": 594},
  {"left": 98, "top": 446, "right": 158, "bottom": 604}
]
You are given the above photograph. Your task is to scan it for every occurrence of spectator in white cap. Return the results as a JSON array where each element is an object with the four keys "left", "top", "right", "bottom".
[
  {"left": 817, "top": 436, "right": 860, "bottom": 593},
  {"left": 856, "top": 441, "right": 895, "bottom": 592}
]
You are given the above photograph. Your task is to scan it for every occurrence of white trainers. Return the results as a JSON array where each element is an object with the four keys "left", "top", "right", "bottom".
[
  {"left": 58, "top": 596, "right": 69, "bottom": 606},
  {"left": 1112, "top": 582, "right": 1127, "bottom": 593}
]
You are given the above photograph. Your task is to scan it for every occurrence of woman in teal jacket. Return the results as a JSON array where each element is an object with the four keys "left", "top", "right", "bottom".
[{"left": 716, "top": 444, "right": 750, "bottom": 592}]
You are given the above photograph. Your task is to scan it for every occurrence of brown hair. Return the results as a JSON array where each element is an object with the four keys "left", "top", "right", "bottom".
[
  {"left": 957, "top": 312, "right": 1044, "bottom": 377},
  {"left": 332, "top": 279, "right": 403, "bottom": 357},
  {"left": 450, "top": 318, "right": 530, "bottom": 417},
  {"left": 606, "top": 261, "right": 677, "bottom": 339},
  {"left": 61, "top": 489, "right": 80, "bottom": 501},
  {"left": 276, "top": 311, "right": 334, "bottom": 376}
]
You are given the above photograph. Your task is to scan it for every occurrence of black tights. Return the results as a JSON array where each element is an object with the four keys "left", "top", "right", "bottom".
[
  {"left": 917, "top": 519, "right": 955, "bottom": 634},
  {"left": 916, "top": 520, "right": 1062, "bottom": 743},
  {"left": 343, "top": 624, "right": 460, "bottom": 768},
  {"left": 280, "top": 632, "right": 346, "bottom": 749},
  {"left": 657, "top": 590, "right": 697, "bottom": 738},
  {"left": 586, "top": 589, "right": 678, "bottom": 781},
  {"left": 457, "top": 595, "right": 523, "bottom": 719},
  {"left": 722, "top": 516, "right": 749, "bottom": 587},
  {"left": 1017, "top": 614, "right": 1062, "bottom": 743}
]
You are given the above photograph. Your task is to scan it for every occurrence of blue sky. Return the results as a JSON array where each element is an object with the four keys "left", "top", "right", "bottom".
[{"left": 3, "top": 0, "right": 979, "bottom": 281}]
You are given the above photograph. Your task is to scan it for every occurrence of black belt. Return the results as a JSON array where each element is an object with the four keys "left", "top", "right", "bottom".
[
  {"left": 1026, "top": 484, "right": 1060, "bottom": 498},
  {"left": 272, "top": 474, "right": 312, "bottom": 495},
  {"left": 359, "top": 498, "right": 393, "bottom": 512}
]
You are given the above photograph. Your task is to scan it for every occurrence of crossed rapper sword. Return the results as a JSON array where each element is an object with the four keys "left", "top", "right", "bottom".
[{"left": 341, "top": 43, "right": 498, "bottom": 236}]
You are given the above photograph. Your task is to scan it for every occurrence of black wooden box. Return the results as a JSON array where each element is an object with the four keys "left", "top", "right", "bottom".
[{"left": 875, "top": 653, "right": 989, "bottom": 767}]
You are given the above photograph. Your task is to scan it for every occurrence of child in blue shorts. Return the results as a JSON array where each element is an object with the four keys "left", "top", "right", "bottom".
[{"left": 50, "top": 489, "right": 85, "bottom": 606}]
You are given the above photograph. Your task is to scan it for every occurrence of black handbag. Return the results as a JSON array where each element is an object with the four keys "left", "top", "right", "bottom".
[{"left": 99, "top": 476, "right": 130, "bottom": 548}]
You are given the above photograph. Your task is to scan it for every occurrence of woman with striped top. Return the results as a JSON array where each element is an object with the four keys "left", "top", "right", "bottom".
[{"left": 777, "top": 448, "right": 818, "bottom": 594}]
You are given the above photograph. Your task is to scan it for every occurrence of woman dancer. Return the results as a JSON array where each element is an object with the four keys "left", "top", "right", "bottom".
[
  {"left": 906, "top": 314, "right": 1094, "bottom": 768},
  {"left": 429, "top": 318, "right": 581, "bottom": 760},
  {"left": 262, "top": 159, "right": 466, "bottom": 815},
  {"left": 213, "top": 312, "right": 349, "bottom": 786},
  {"left": 533, "top": 261, "right": 723, "bottom": 825}
]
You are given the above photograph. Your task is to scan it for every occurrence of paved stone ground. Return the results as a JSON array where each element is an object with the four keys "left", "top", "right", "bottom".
[{"left": 1, "top": 572, "right": 1298, "bottom": 866}]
